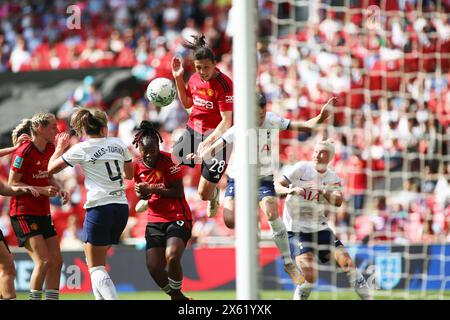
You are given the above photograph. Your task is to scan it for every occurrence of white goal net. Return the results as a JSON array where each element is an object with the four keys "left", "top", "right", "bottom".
[{"left": 262, "top": 0, "right": 450, "bottom": 299}]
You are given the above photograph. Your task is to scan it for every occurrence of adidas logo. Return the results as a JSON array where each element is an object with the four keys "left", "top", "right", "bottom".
[
  {"left": 214, "top": 174, "right": 220, "bottom": 179},
  {"left": 36, "top": 161, "right": 41, "bottom": 165}
]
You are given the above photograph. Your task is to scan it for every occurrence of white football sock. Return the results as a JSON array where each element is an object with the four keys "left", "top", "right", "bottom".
[
  {"left": 89, "top": 266, "right": 118, "bottom": 300},
  {"left": 293, "top": 281, "right": 314, "bottom": 300},
  {"left": 268, "top": 218, "right": 293, "bottom": 264},
  {"left": 346, "top": 268, "right": 373, "bottom": 300}
]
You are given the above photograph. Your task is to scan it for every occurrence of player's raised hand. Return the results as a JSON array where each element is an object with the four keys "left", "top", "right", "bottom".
[
  {"left": 47, "top": 186, "right": 59, "bottom": 197},
  {"left": 171, "top": 57, "right": 184, "bottom": 79},
  {"left": 55, "top": 132, "right": 71, "bottom": 151},
  {"left": 59, "top": 189, "right": 70, "bottom": 204},
  {"left": 135, "top": 182, "right": 151, "bottom": 199},
  {"left": 197, "top": 140, "right": 211, "bottom": 156},
  {"left": 318, "top": 97, "right": 336, "bottom": 122},
  {"left": 17, "top": 133, "right": 31, "bottom": 145}
]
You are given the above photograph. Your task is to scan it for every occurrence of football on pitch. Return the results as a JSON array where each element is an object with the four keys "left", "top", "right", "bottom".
[{"left": 146, "top": 77, "right": 176, "bottom": 107}]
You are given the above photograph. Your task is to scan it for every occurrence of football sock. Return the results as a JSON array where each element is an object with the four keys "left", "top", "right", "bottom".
[
  {"left": 294, "top": 281, "right": 314, "bottom": 300},
  {"left": 268, "top": 218, "right": 293, "bottom": 264},
  {"left": 168, "top": 277, "right": 182, "bottom": 291},
  {"left": 92, "top": 284, "right": 104, "bottom": 300},
  {"left": 346, "top": 268, "right": 373, "bottom": 300},
  {"left": 89, "top": 266, "right": 118, "bottom": 300},
  {"left": 45, "top": 289, "right": 59, "bottom": 300},
  {"left": 161, "top": 283, "right": 172, "bottom": 295},
  {"left": 29, "top": 289, "right": 42, "bottom": 300}
]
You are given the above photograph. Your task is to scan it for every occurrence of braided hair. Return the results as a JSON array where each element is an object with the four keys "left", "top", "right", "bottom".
[{"left": 133, "top": 121, "right": 163, "bottom": 149}]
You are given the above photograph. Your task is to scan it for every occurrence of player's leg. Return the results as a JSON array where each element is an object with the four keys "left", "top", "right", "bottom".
[
  {"left": 260, "top": 189, "right": 303, "bottom": 286},
  {"left": 294, "top": 252, "right": 317, "bottom": 300},
  {"left": 165, "top": 220, "right": 192, "bottom": 300},
  {"left": 145, "top": 222, "right": 171, "bottom": 297},
  {"left": 334, "top": 246, "right": 373, "bottom": 300},
  {"left": 24, "top": 235, "right": 50, "bottom": 300},
  {"left": 0, "top": 239, "right": 16, "bottom": 300},
  {"left": 165, "top": 237, "right": 189, "bottom": 300},
  {"left": 146, "top": 247, "right": 170, "bottom": 294},
  {"left": 222, "top": 177, "right": 235, "bottom": 228},
  {"left": 43, "top": 235, "right": 63, "bottom": 300},
  {"left": 199, "top": 140, "right": 230, "bottom": 217},
  {"left": 42, "top": 214, "right": 62, "bottom": 300},
  {"left": 82, "top": 204, "right": 126, "bottom": 300},
  {"left": 223, "top": 197, "right": 235, "bottom": 228},
  {"left": 84, "top": 243, "right": 118, "bottom": 300}
]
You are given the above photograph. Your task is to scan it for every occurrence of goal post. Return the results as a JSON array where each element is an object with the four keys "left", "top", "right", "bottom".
[{"left": 232, "top": 0, "right": 260, "bottom": 300}]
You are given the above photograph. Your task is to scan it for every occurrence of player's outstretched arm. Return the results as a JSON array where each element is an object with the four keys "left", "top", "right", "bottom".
[
  {"left": 187, "top": 137, "right": 227, "bottom": 164},
  {"left": 197, "top": 110, "right": 232, "bottom": 155},
  {"left": 0, "top": 133, "right": 30, "bottom": 158},
  {"left": 288, "top": 97, "right": 335, "bottom": 132},
  {"left": 172, "top": 57, "right": 193, "bottom": 108},
  {"left": 274, "top": 176, "right": 305, "bottom": 196},
  {"left": 124, "top": 161, "right": 134, "bottom": 180},
  {"left": 0, "top": 180, "right": 39, "bottom": 197},
  {"left": 320, "top": 183, "right": 343, "bottom": 207},
  {"left": 48, "top": 132, "right": 71, "bottom": 175}
]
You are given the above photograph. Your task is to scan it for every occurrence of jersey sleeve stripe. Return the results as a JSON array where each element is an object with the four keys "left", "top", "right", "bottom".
[
  {"left": 159, "top": 153, "right": 174, "bottom": 164},
  {"left": 22, "top": 143, "right": 34, "bottom": 156},
  {"left": 61, "top": 155, "right": 73, "bottom": 167},
  {"left": 216, "top": 74, "right": 231, "bottom": 92},
  {"left": 283, "top": 175, "right": 292, "bottom": 184},
  {"left": 286, "top": 120, "right": 291, "bottom": 130}
]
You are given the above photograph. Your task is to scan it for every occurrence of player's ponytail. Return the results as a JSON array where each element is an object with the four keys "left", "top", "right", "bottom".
[
  {"left": 182, "top": 34, "right": 215, "bottom": 62},
  {"left": 70, "top": 107, "right": 107, "bottom": 136},
  {"left": 133, "top": 120, "right": 163, "bottom": 149},
  {"left": 12, "top": 119, "right": 32, "bottom": 146}
]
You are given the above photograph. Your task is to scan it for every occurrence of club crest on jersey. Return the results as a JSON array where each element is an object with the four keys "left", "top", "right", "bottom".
[
  {"left": 13, "top": 156, "right": 24, "bottom": 169},
  {"left": 375, "top": 253, "right": 402, "bottom": 290},
  {"left": 207, "top": 89, "right": 214, "bottom": 97},
  {"left": 169, "top": 165, "right": 181, "bottom": 175}
]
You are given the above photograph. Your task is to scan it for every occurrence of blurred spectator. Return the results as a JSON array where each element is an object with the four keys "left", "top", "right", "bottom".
[{"left": 60, "top": 215, "right": 83, "bottom": 250}]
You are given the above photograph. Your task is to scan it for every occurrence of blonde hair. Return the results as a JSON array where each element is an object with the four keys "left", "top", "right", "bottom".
[
  {"left": 12, "top": 113, "right": 55, "bottom": 146},
  {"left": 315, "top": 139, "right": 335, "bottom": 159},
  {"left": 70, "top": 107, "right": 107, "bottom": 136}
]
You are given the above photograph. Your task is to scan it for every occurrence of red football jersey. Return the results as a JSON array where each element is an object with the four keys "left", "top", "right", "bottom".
[
  {"left": 186, "top": 68, "right": 233, "bottom": 134},
  {"left": 133, "top": 151, "right": 192, "bottom": 223},
  {"left": 9, "top": 141, "right": 55, "bottom": 216}
]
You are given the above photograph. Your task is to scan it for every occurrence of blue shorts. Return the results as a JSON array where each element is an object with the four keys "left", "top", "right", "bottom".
[
  {"left": 83, "top": 203, "right": 129, "bottom": 246},
  {"left": 225, "top": 177, "right": 276, "bottom": 202},
  {"left": 288, "top": 228, "right": 344, "bottom": 263}
]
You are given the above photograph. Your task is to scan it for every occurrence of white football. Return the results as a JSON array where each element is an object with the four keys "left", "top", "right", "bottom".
[
  {"left": 135, "top": 199, "right": 149, "bottom": 213},
  {"left": 146, "top": 77, "right": 176, "bottom": 107}
]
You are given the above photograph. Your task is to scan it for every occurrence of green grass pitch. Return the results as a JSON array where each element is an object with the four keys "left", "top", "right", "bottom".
[{"left": 15, "top": 290, "right": 450, "bottom": 300}]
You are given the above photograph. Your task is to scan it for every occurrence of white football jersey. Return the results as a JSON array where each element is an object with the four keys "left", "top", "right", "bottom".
[
  {"left": 62, "top": 137, "right": 132, "bottom": 208},
  {"left": 282, "top": 161, "right": 341, "bottom": 233},
  {"left": 223, "top": 112, "right": 290, "bottom": 178}
]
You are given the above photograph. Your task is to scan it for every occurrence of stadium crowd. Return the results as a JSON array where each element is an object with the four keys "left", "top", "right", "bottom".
[{"left": 0, "top": 0, "right": 449, "bottom": 248}]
